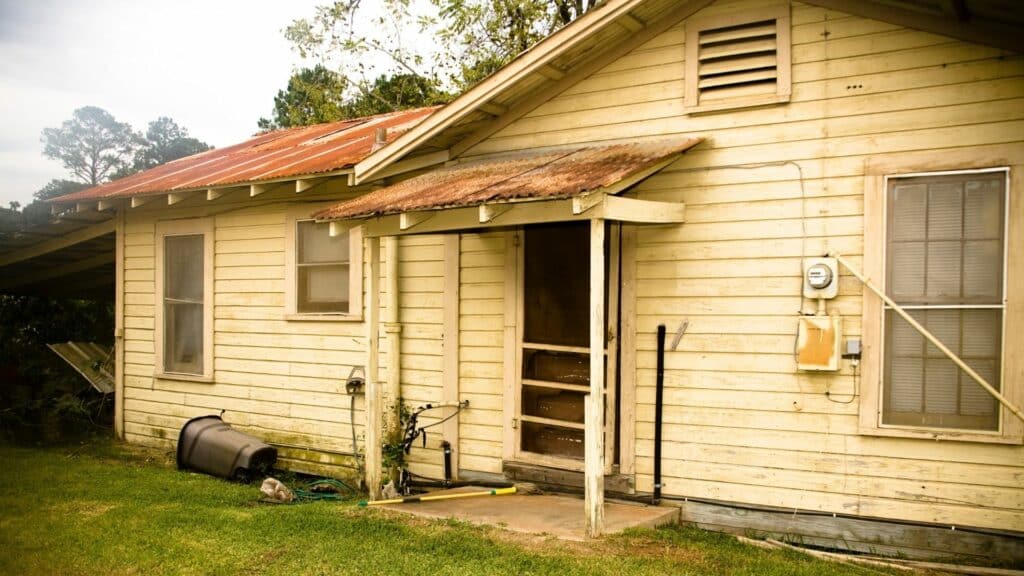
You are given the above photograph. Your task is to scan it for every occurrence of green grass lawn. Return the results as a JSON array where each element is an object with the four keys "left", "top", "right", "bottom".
[{"left": 0, "top": 439, "right": 906, "bottom": 576}]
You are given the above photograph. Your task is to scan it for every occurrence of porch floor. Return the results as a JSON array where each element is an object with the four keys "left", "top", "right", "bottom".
[{"left": 378, "top": 486, "right": 679, "bottom": 540}]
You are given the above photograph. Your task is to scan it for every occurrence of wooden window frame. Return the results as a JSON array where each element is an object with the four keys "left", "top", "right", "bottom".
[
  {"left": 284, "top": 204, "right": 363, "bottom": 322},
  {"left": 684, "top": 4, "right": 791, "bottom": 115},
  {"left": 860, "top": 147, "right": 1023, "bottom": 444},
  {"left": 154, "top": 218, "right": 214, "bottom": 383}
]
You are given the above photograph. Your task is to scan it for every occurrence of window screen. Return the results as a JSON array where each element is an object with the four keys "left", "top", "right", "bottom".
[
  {"left": 523, "top": 223, "right": 591, "bottom": 347},
  {"left": 164, "top": 235, "right": 204, "bottom": 374},
  {"left": 296, "top": 220, "right": 349, "bottom": 313},
  {"left": 883, "top": 173, "right": 1005, "bottom": 430}
]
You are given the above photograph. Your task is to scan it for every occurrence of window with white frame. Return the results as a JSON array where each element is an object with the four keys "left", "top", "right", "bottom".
[
  {"left": 285, "top": 207, "right": 362, "bottom": 319},
  {"left": 156, "top": 219, "right": 214, "bottom": 380},
  {"left": 882, "top": 170, "right": 1006, "bottom": 431}
]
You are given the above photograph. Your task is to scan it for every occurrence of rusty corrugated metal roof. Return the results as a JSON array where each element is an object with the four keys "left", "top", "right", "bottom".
[
  {"left": 54, "top": 107, "right": 439, "bottom": 203},
  {"left": 314, "top": 138, "right": 701, "bottom": 221}
]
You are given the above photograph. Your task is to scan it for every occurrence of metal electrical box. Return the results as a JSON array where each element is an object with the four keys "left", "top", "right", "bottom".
[{"left": 796, "top": 315, "right": 842, "bottom": 371}]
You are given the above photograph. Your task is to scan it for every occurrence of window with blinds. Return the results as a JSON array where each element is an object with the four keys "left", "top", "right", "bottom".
[
  {"left": 296, "top": 219, "right": 350, "bottom": 313},
  {"left": 684, "top": 6, "right": 791, "bottom": 112},
  {"left": 883, "top": 172, "right": 1006, "bottom": 431}
]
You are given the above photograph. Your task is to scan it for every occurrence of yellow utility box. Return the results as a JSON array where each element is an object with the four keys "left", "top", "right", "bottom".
[{"left": 796, "top": 315, "right": 842, "bottom": 371}]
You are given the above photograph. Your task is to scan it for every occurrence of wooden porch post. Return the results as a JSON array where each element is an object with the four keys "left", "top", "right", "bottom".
[
  {"left": 384, "top": 236, "right": 402, "bottom": 482},
  {"left": 586, "top": 218, "right": 606, "bottom": 537},
  {"left": 365, "top": 236, "right": 383, "bottom": 500}
]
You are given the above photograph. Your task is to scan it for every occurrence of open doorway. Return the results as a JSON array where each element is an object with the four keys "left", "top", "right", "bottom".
[{"left": 512, "top": 222, "right": 619, "bottom": 472}]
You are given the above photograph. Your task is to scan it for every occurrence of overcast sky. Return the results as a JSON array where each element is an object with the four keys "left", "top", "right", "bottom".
[{"left": 0, "top": 0, "right": 342, "bottom": 208}]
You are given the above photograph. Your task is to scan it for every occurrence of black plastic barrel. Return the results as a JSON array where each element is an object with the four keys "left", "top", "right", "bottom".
[{"left": 176, "top": 415, "right": 277, "bottom": 482}]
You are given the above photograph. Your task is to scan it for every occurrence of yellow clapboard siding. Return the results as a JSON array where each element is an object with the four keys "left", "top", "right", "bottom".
[
  {"left": 460, "top": 423, "right": 502, "bottom": 441},
  {"left": 399, "top": 276, "right": 443, "bottom": 292},
  {"left": 214, "top": 370, "right": 350, "bottom": 394},
  {"left": 459, "top": 315, "right": 503, "bottom": 331},
  {"left": 217, "top": 252, "right": 285, "bottom": 267},
  {"left": 215, "top": 238, "right": 284, "bottom": 254},
  {"left": 638, "top": 175, "right": 863, "bottom": 206},
  {"left": 636, "top": 274, "right": 861, "bottom": 298},
  {"left": 634, "top": 439, "right": 1023, "bottom": 490},
  {"left": 460, "top": 438, "right": 503, "bottom": 458},
  {"left": 791, "top": 15, "right": 901, "bottom": 45},
  {"left": 635, "top": 235, "right": 862, "bottom": 262},
  {"left": 461, "top": 267, "right": 504, "bottom": 284},
  {"left": 215, "top": 266, "right": 284, "bottom": 280},
  {"left": 401, "top": 339, "right": 443, "bottom": 356},
  {"left": 459, "top": 392, "right": 502, "bottom": 411},
  {"left": 215, "top": 358, "right": 354, "bottom": 380},
  {"left": 215, "top": 279, "right": 285, "bottom": 294},
  {"left": 633, "top": 466, "right": 1024, "bottom": 529},
  {"left": 215, "top": 224, "right": 284, "bottom": 241},
  {"left": 215, "top": 331, "right": 363, "bottom": 350},
  {"left": 398, "top": 243, "right": 444, "bottom": 261},
  {"left": 124, "top": 257, "right": 154, "bottom": 270},
  {"left": 214, "top": 344, "right": 364, "bottom": 366},
  {"left": 215, "top": 306, "right": 282, "bottom": 320},
  {"left": 459, "top": 453, "right": 502, "bottom": 474},
  {"left": 214, "top": 293, "right": 284, "bottom": 307},
  {"left": 122, "top": 315, "right": 152, "bottom": 330}
]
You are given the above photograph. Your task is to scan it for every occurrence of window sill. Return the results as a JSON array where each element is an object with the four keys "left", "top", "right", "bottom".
[
  {"left": 859, "top": 424, "right": 1022, "bottom": 445},
  {"left": 155, "top": 372, "right": 214, "bottom": 384},
  {"left": 284, "top": 313, "right": 363, "bottom": 323},
  {"left": 685, "top": 93, "right": 791, "bottom": 116}
]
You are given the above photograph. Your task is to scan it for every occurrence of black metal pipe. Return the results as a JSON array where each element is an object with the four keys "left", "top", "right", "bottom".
[
  {"left": 441, "top": 440, "right": 452, "bottom": 487},
  {"left": 654, "top": 324, "right": 666, "bottom": 505}
]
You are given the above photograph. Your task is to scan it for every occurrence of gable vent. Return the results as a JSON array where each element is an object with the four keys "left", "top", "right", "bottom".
[
  {"left": 685, "top": 6, "right": 791, "bottom": 112},
  {"left": 698, "top": 20, "right": 778, "bottom": 101}
]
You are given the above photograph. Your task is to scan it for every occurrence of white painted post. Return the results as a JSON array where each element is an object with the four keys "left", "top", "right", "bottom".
[
  {"left": 442, "top": 234, "right": 461, "bottom": 479},
  {"left": 586, "top": 218, "right": 606, "bottom": 537},
  {"left": 384, "top": 236, "right": 402, "bottom": 481},
  {"left": 365, "top": 237, "right": 382, "bottom": 500}
]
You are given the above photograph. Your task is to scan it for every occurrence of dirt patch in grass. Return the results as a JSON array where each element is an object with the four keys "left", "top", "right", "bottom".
[
  {"left": 237, "top": 546, "right": 291, "bottom": 576},
  {"left": 54, "top": 500, "right": 118, "bottom": 518},
  {"left": 362, "top": 507, "right": 707, "bottom": 565}
]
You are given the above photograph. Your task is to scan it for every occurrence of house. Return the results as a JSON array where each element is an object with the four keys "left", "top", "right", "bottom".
[{"left": 25, "top": 0, "right": 1024, "bottom": 561}]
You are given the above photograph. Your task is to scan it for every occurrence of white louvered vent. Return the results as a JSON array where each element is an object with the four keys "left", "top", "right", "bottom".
[
  {"left": 698, "top": 20, "right": 778, "bottom": 101},
  {"left": 685, "top": 6, "right": 791, "bottom": 112}
]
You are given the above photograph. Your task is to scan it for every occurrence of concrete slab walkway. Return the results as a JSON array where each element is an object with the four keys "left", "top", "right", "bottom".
[{"left": 378, "top": 486, "right": 679, "bottom": 540}]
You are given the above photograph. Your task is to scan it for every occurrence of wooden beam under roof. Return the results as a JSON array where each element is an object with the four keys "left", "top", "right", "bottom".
[
  {"left": 295, "top": 177, "right": 326, "bottom": 193},
  {"left": 537, "top": 64, "right": 566, "bottom": 80},
  {"left": 618, "top": 12, "right": 646, "bottom": 32},
  {"left": 130, "top": 196, "right": 158, "bottom": 208},
  {"left": 478, "top": 102, "right": 509, "bottom": 116},
  {"left": 0, "top": 219, "right": 115, "bottom": 267},
  {"left": 167, "top": 191, "right": 198, "bottom": 205},
  {"left": 0, "top": 251, "right": 114, "bottom": 290},
  {"left": 360, "top": 194, "right": 685, "bottom": 238}
]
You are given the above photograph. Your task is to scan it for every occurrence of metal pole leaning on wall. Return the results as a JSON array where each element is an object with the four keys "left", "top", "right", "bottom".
[
  {"left": 829, "top": 252, "right": 1024, "bottom": 424},
  {"left": 653, "top": 324, "right": 665, "bottom": 505}
]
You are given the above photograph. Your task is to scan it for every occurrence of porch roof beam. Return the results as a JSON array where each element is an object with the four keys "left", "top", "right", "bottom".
[
  {"left": 355, "top": 194, "right": 685, "bottom": 238},
  {"left": 0, "top": 219, "right": 115, "bottom": 267}
]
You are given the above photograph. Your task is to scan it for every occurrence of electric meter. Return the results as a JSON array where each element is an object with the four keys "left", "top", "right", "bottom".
[
  {"left": 806, "top": 263, "right": 833, "bottom": 289},
  {"left": 803, "top": 257, "right": 839, "bottom": 299}
]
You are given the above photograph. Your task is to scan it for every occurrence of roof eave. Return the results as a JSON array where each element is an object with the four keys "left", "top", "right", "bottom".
[{"left": 352, "top": 0, "right": 653, "bottom": 184}]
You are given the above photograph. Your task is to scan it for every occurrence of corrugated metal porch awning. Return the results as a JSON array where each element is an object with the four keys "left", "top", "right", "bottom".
[{"left": 314, "top": 138, "right": 701, "bottom": 237}]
